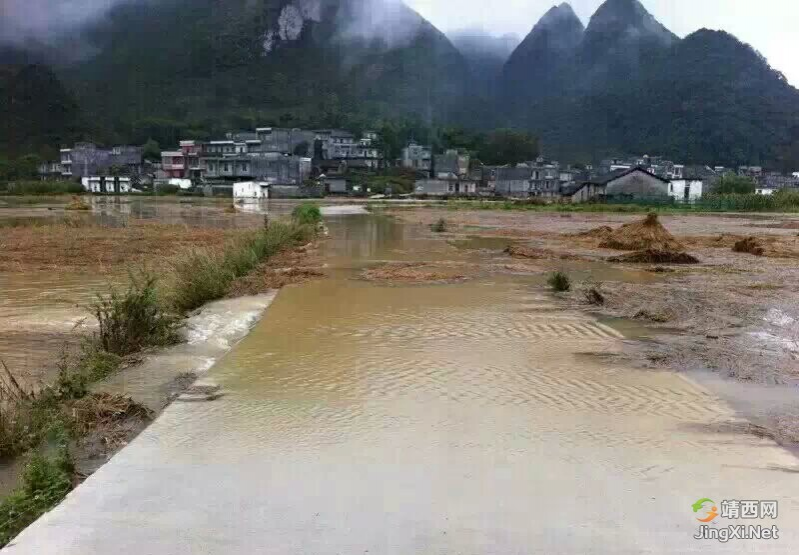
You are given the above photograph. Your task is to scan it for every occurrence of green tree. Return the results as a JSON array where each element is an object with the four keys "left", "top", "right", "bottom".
[
  {"left": 15, "top": 154, "right": 43, "bottom": 179},
  {"left": 142, "top": 138, "right": 161, "bottom": 161},
  {"left": 478, "top": 129, "right": 539, "bottom": 166},
  {"left": 714, "top": 174, "right": 756, "bottom": 194}
]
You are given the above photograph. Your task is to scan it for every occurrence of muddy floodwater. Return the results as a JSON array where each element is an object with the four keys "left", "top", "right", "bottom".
[{"left": 10, "top": 213, "right": 799, "bottom": 554}]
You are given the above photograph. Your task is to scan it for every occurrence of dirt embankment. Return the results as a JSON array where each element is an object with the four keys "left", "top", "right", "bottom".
[
  {"left": 0, "top": 221, "right": 247, "bottom": 273},
  {"left": 228, "top": 242, "right": 326, "bottom": 296}
]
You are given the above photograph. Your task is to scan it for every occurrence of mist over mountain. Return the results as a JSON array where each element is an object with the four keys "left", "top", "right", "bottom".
[
  {"left": 2, "top": 0, "right": 799, "bottom": 168},
  {"left": 501, "top": 3, "right": 584, "bottom": 104},
  {"left": 447, "top": 28, "right": 520, "bottom": 98}
]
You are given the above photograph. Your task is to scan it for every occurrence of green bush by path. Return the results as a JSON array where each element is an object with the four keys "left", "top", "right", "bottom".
[
  {"left": 291, "top": 203, "right": 322, "bottom": 226},
  {"left": 91, "top": 274, "right": 181, "bottom": 357},
  {"left": 167, "top": 221, "right": 314, "bottom": 312}
]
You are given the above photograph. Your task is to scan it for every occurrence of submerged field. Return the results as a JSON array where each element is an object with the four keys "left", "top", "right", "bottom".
[{"left": 382, "top": 205, "right": 799, "bottom": 445}]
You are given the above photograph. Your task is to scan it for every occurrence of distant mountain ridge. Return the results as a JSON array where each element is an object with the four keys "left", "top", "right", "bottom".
[
  {"left": 2, "top": 0, "right": 799, "bottom": 168},
  {"left": 499, "top": 0, "right": 799, "bottom": 165}
]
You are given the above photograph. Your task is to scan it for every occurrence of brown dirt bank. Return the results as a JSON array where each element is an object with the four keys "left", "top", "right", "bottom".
[
  {"left": 0, "top": 221, "right": 248, "bottom": 273},
  {"left": 228, "top": 242, "right": 326, "bottom": 296}
]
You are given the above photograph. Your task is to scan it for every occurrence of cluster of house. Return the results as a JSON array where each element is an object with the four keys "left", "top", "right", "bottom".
[
  {"left": 39, "top": 144, "right": 146, "bottom": 193},
  {"left": 160, "top": 128, "right": 382, "bottom": 198},
  {"left": 403, "top": 147, "right": 799, "bottom": 203},
  {"left": 39, "top": 127, "right": 384, "bottom": 197},
  {"left": 39, "top": 131, "right": 799, "bottom": 201}
]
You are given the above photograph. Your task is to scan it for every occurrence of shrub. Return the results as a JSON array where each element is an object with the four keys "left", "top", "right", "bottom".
[
  {"left": 430, "top": 218, "right": 448, "bottom": 233},
  {"left": 0, "top": 448, "right": 73, "bottom": 547},
  {"left": 91, "top": 274, "right": 181, "bottom": 356},
  {"left": 167, "top": 222, "right": 313, "bottom": 312},
  {"left": 292, "top": 203, "right": 322, "bottom": 226},
  {"left": 547, "top": 271, "right": 571, "bottom": 292},
  {"left": 2, "top": 181, "right": 83, "bottom": 196},
  {"left": 167, "top": 248, "right": 233, "bottom": 313}
]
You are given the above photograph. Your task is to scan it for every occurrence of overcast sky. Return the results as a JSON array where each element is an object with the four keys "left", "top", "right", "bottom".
[{"left": 406, "top": 0, "right": 799, "bottom": 86}]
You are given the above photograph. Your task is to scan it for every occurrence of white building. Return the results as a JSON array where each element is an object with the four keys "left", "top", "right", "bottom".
[
  {"left": 233, "top": 181, "right": 270, "bottom": 199},
  {"left": 81, "top": 176, "right": 132, "bottom": 194},
  {"left": 669, "top": 179, "right": 703, "bottom": 202},
  {"left": 755, "top": 187, "right": 776, "bottom": 196}
]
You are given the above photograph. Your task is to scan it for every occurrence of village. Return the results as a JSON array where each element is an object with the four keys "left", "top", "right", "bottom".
[{"left": 37, "top": 126, "right": 799, "bottom": 203}]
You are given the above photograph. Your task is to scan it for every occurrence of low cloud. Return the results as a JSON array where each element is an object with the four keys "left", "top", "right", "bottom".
[{"left": 0, "top": 0, "right": 129, "bottom": 46}]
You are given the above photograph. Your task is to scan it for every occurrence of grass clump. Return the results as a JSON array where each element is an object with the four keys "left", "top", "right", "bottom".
[
  {"left": 0, "top": 447, "right": 73, "bottom": 547},
  {"left": 92, "top": 274, "right": 181, "bottom": 356},
  {"left": 168, "top": 221, "right": 314, "bottom": 312},
  {"left": 430, "top": 218, "right": 448, "bottom": 233},
  {"left": 292, "top": 203, "right": 322, "bottom": 226},
  {"left": 168, "top": 249, "right": 233, "bottom": 312},
  {"left": 64, "top": 196, "right": 91, "bottom": 211},
  {"left": 547, "top": 271, "right": 571, "bottom": 292}
]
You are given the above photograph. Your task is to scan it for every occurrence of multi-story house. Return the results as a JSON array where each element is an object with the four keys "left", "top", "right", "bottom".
[
  {"left": 434, "top": 150, "right": 470, "bottom": 179},
  {"left": 256, "top": 128, "right": 316, "bottom": 155},
  {"left": 401, "top": 142, "right": 432, "bottom": 173},
  {"left": 494, "top": 166, "right": 533, "bottom": 197},
  {"left": 60, "top": 143, "right": 144, "bottom": 179},
  {"left": 315, "top": 129, "right": 382, "bottom": 169},
  {"left": 528, "top": 157, "right": 561, "bottom": 197},
  {"left": 38, "top": 161, "right": 64, "bottom": 180}
]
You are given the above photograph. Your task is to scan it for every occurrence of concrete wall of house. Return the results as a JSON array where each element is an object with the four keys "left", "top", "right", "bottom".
[
  {"left": 495, "top": 180, "right": 530, "bottom": 197},
  {"left": 325, "top": 179, "right": 348, "bottom": 194},
  {"left": 415, "top": 179, "right": 450, "bottom": 196},
  {"left": 606, "top": 172, "right": 669, "bottom": 199},
  {"left": 571, "top": 184, "right": 605, "bottom": 203},
  {"left": 669, "top": 179, "right": 703, "bottom": 202},
  {"left": 234, "top": 182, "right": 268, "bottom": 199}
]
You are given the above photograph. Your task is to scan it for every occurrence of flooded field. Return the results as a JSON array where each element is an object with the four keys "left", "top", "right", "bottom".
[
  {"left": 14, "top": 212, "right": 799, "bottom": 553},
  {"left": 0, "top": 197, "right": 327, "bottom": 386}
]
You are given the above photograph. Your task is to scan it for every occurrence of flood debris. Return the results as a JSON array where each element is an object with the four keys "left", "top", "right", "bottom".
[
  {"left": 599, "top": 213, "right": 684, "bottom": 251},
  {"left": 733, "top": 236, "right": 765, "bottom": 256},
  {"left": 504, "top": 245, "right": 582, "bottom": 260},
  {"left": 633, "top": 308, "right": 672, "bottom": 323},
  {"left": 584, "top": 286, "right": 605, "bottom": 305},
  {"left": 68, "top": 393, "right": 152, "bottom": 455},
  {"left": 574, "top": 225, "right": 614, "bottom": 239},
  {"left": 360, "top": 262, "right": 466, "bottom": 283},
  {"left": 608, "top": 249, "right": 700, "bottom": 264}
]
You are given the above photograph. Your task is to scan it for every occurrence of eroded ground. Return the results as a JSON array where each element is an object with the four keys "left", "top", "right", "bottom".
[{"left": 384, "top": 206, "right": 799, "bottom": 445}]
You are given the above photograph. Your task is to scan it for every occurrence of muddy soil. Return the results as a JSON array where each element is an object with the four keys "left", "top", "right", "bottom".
[
  {"left": 228, "top": 243, "right": 326, "bottom": 296},
  {"left": 385, "top": 206, "right": 799, "bottom": 445}
]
